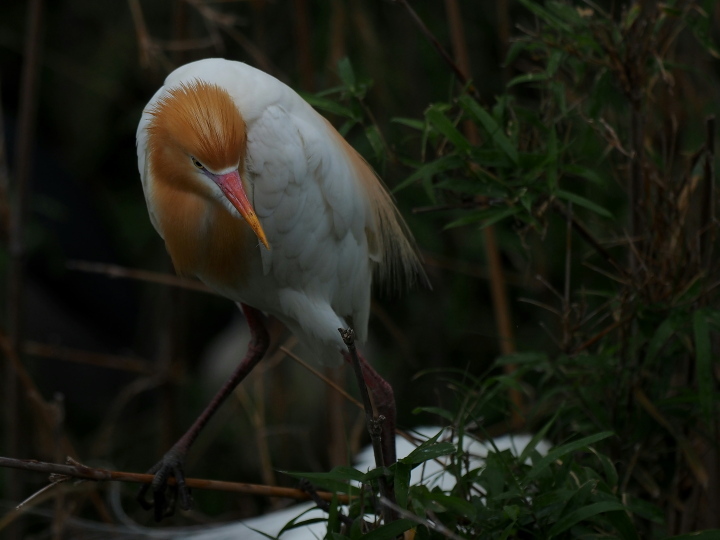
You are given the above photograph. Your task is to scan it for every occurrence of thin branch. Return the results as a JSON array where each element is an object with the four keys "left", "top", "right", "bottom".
[
  {"left": 394, "top": 0, "right": 479, "bottom": 100},
  {"left": 0, "top": 456, "right": 351, "bottom": 504},
  {"left": 0, "top": 334, "right": 153, "bottom": 374},
  {"left": 5, "top": 4, "right": 44, "bottom": 537},
  {"left": 66, "top": 260, "right": 214, "bottom": 293},
  {"left": 280, "top": 346, "right": 363, "bottom": 409}
]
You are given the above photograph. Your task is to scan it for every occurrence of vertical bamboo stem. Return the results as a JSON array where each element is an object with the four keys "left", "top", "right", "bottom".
[
  {"left": 5, "top": 2, "right": 44, "bottom": 539},
  {"left": 444, "top": 0, "right": 523, "bottom": 428}
]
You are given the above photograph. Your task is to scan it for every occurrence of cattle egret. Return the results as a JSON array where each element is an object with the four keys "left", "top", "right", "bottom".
[{"left": 136, "top": 58, "right": 426, "bottom": 519}]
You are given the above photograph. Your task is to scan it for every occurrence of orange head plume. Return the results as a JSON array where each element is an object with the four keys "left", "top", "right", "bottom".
[{"left": 146, "top": 81, "right": 270, "bottom": 249}]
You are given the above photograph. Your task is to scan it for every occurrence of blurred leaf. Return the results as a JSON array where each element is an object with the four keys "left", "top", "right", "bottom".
[
  {"left": 391, "top": 117, "right": 426, "bottom": 131},
  {"left": 443, "top": 206, "right": 521, "bottom": 230},
  {"left": 547, "top": 501, "right": 634, "bottom": 537},
  {"left": 666, "top": 531, "right": 720, "bottom": 539},
  {"left": 395, "top": 462, "right": 411, "bottom": 510},
  {"left": 693, "top": 310, "right": 713, "bottom": 425},
  {"left": 507, "top": 71, "right": 550, "bottom": 88},
  {"left": 393, "top": 154, "right": 465, "bottom": 192},
  {"left": 517, "top": 0, "right": 572, "bottom": 32},
  {"left": 564, "top": 164, "right": 605, "bottom": 185},
  {"left": 361, "top": 519, "right": 415, "bottom": 540},
  {"left": 337, "top": 57, "right": 356, "bottom": 90},
  {"left": 401, "top": 440, "right": 456, "bottom": 465},
  {"left": 556, "top": 189, "right": 613, "bottom": 218},
  {"left": 365, "top": 125, "right": 385, "bottom": 160},
  {"left": 412, "top": 406, "right": 455, "bottom": 422},
  {"left": 495, "top": 352, "right": 548, "bottom": 365},
  {"left": 423, "top": 492, "right": 476, "bottom": 520},
  {"left": 526, "top": 432, "right": 614, "bottom": 481},
  {"left": 301, "top": 93, "right": 356, "bottom": 119},
  {"left": 425, "top": 105, "right": 470, "bottom": 151},
  {"left": 645, "top": 313, "right": 683, "bottom": 365},
  {"left": 459, "top": 95, "right": 519, "bottom": 164}
]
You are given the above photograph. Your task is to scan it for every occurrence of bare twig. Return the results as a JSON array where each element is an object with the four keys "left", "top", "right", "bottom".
[
  {"left": 0, "top": 456, "right": 350, "bottom": 504},
  {"left": 0, "top": 334, "right": 153, "bottom": 374},
  {"left": 394, "top": 0, "right": 479, "bottom": 100},
  {"left": 280, "top": 346, "right": 363, "bottom": 409},
  {"left": 66, "top": 260, "right": 214, "bottom": 293}
]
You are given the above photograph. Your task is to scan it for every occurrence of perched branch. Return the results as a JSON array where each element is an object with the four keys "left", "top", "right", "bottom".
[{"left": 0, "top": 456, "right": 350, "bottom": 504}]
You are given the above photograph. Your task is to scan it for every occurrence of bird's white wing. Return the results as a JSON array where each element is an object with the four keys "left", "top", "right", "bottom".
[{"left": 245, "top": 104, "right": 373, "bottom": 348}]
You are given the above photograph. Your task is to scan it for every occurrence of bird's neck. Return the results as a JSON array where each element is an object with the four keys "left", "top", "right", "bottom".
[{"left": 151, "top": 181, "right": 254, "bottom": 288}]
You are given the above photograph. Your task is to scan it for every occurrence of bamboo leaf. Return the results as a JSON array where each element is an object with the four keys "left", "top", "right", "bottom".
[
  {"left": 556, "top": 189, "right": 613, "bottom": 218},
  {"left": 459, "top": 95, "right": 519, "bottom": 164},
  {"left": 693, "top": 310, "right": 714, "bottom": 425},
  {"left": 425, "top": 105, "right": 470, "bottom": 151},
  {"left": 547, "top": 501, "right": 632, "bottom": 537},
  {"left": 361, "top": 519, "right": 415, "bottom": 540},
  {"left": 525, "top": 432, "right": 613, "bottom": 481},
  {"left": 443, "top": 206, "right": 521, "bottom": 230}
]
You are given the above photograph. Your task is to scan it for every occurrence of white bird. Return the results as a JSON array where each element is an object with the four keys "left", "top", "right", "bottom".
[{"left": 136, "top": 58, "right": 426, "bottom": 519}]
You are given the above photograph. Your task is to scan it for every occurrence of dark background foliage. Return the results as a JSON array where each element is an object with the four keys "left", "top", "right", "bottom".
[{"left": 1, "top": 1, "right": 720, "bottom": 538}]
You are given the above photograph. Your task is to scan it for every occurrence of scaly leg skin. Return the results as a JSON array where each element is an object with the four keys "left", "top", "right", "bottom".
[
  {"left": 342, "top": 349, "right": 397, "bottom": 467},
  {"left": 137, "top": 304, "right": 269, "bottom": 521}
]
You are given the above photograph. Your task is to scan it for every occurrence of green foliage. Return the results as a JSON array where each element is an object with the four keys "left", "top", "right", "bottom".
[
  {"left": 283, "top": 376, "right": 641, "bottom": 539},
  {"left": 294, "top": 0, "right": 720, "bottom": 537}
]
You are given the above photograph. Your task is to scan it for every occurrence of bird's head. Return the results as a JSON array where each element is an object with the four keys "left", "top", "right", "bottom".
[{"left": 146, "top": 80, "right": 269, "bottom": 249}]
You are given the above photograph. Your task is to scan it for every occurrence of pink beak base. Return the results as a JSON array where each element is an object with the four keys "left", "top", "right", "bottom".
[{"left": 214, "top": 171, "right": 270, "bottom": 249}]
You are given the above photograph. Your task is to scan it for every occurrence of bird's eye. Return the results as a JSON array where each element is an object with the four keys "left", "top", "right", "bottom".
[{"left": 191, "top": 157, "right": 205, "bottom": 170}]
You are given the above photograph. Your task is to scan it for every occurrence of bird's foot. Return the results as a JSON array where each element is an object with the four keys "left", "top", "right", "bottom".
[{"left": 137, "top": 446, "right": 192, "bottom": 521}]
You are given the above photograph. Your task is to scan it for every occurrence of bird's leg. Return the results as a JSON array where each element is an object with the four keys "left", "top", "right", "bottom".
[
  {"left": 339, "top": 329, "right": 397, "bottom": 523},
  {"left": 138, "top": 304, "right": 269, "bottom": 521}
]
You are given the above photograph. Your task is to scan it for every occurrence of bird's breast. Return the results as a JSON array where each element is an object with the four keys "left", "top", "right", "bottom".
[{"left": 151, "top": 181, "right": 256, "bottom": 291}]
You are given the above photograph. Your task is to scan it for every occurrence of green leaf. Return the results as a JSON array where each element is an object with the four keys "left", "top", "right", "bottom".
[
  {"left": 587, "top": 447, "right": 618, "bottom": 491},
  {"left": 564, "top": 164, "right": 605, "bottom": 185},
  {"left": 443, "top": 206, "right": 521, "bottom": 230},
  {"left": 393, "top": 154, "right": 465, "bottom": 193},
  {"left": 694, "top": 310, "right": 714, "bottom": 424},
  {"left": 459, "top": 95, "right": 519, "bottom": 164},
  {"left": 666, "top": 531, "right": 720, "bottom": 539},
  {"left": 424, "top": 492, "right": 477, "bottom": 519},
  {"left": 519, "top": 412, "right": 559, "bottom": 463},
  {"left": 301, "top": 93, "right": 355, "bottom": 119},
  {"left": 282, "top": 468, "right": 362, "bottom": 495},
  {"left": 495, "top": 351, "right": 548, "bottom": 366},
  {"left": 337, "top": 57, "right": 356, "bottom": 90},
  {"left": 361, "top": 519, "right": 415, "bottom": 540},
  {"left": 412, "top": 405, "right": 455, "bottom": 421},
  {"left": 394, "top": 462, "right": 411, "bottom": 510},
  {"left": 391, "top": 117, "right": 426, "bottom": 131},
  {"left": 365, "top": 125, "right": 385, "bottom": 159},
  {"left": 401, "top": 441, "right": 456, "bottom": 465},
  {"left": 547, "top": 501, "right": 631, "bottom": 537},
  {"left": 327, "top": 494, "right": 340, "bottom": 535},
  {"left": 507, "top": 71, "right": 550, "bottom": 88},
  {"left": 525, "top": 431, "right": 614, "bottom": 481},
  {"left": 425, "top": 105, "right": 470, "bottom": 151},
  {"left": 645, "top": 313, "right": 683, "bottom": 365},
  {"left": 517, "top": 0, "right": 572, "bottom": 32},
  {"left": 556, "top": 189, "right": 613, "bottom": 218}
]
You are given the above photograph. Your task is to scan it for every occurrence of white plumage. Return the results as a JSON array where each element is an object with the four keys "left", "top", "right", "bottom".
[
  {"left": 137, "top": 58, "right": 422, "bottom": 365},
  {"left": 135, "top": 59, "right": 424, "bottom": 516}
]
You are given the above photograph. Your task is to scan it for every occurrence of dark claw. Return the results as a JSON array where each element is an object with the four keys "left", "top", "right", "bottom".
[{"left": 137, "top": 447, "right": 192, "bottom": 521}]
